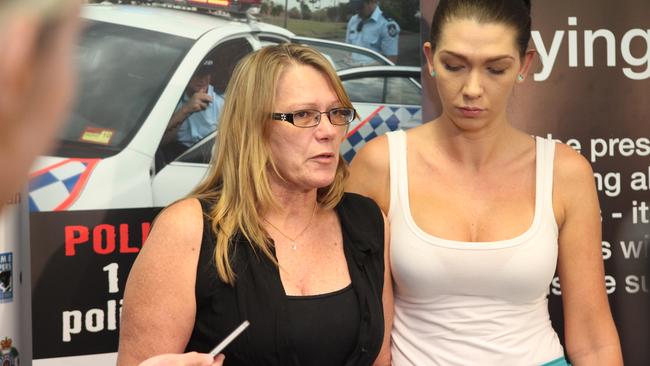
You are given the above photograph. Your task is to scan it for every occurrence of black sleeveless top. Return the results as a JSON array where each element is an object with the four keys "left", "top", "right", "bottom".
[
  {"left": 185, "top": 192, "right": 385, "bottom": 366},
  {"left": 287, "top": 284, "right": 360, "bottom": 365}
]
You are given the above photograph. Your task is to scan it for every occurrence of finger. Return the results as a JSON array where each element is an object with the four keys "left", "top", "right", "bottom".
[
  {"left": 198, "top": 94, "right": 213, "bottom": 103},
  {"left": 212, "top": 354, "right": 225, "bottom": 366},
  {"left": 138, "top": 352, "right": 213, "bottom": 366},
  {"left": 179, "top": 352, "right": 213, "bottom": 366}
]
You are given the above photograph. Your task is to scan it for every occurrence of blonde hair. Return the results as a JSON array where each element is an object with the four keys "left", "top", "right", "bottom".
[{"left": 191, "top": 43, "right": 353, "bottom": 285}]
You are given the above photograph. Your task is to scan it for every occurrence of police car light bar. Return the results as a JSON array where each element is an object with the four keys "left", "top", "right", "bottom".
[
  {"left": 153, "top": 0, "right": 261, "bottom": 19},
  {"left": 186, "top": 0, "right": 261, "bottom": 13},
  {"left": 188, "top": 0, "right": 229, "bottom": 7}
]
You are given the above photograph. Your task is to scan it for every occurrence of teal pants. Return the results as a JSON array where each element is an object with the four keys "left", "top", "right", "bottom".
[{"left": 542, "top": 357, "right": 571, "bottom": 366}]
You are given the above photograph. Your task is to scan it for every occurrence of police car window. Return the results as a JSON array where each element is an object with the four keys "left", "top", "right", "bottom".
[
  {"left": 177, "top": 136, "right": 215, "bottom": 164},
  {"left": 385, "top": 77, "right": 421, "bottom": 105},
  {"left": 296, "top": 41, "right": 388, "bottom": 71},
  {"left": 210, "top": 38, "right": 254, "bottom": 94},
  {"left": 57, "top": 20, "right": 192, "bottom": 158},
  {"left": 157, "top": 37, "right": 253, "bottom": 170},
  {"left": 342, "top": 77, "right": 385, "bottom": 104},
  {"left": 259, "top": 35, "right": 289, "bottom": 47}
]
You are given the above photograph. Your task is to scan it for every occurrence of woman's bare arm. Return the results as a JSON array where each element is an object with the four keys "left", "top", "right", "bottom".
[{"left": 118, "top": 198, "right": 205, "bottom": 366}]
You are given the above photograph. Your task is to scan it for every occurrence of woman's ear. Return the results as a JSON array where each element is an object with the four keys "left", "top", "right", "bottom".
[
  {"left": 423, "top": 42, "right": 436, "bottom": 78},
  {"left": 517, "top": 49, "right": 536, "bottom": 82}
]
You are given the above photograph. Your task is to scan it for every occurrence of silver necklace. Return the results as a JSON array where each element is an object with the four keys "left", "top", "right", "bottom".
[{"left": 263, "top": 202, "right": 317, "bottom": 250}]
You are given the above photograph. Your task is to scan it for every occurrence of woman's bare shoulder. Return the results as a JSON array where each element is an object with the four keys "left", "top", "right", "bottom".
[
  {"left": 351, "top": 134, "right": 390, "bottom": 170},
  {"left": 552, "top": 142, "right": 598, "bottom": 220},
  {"left": 553, "top": 142, "right": 595, "bottom": 184},
  {"left": 159, "top": 197, "right": 204, "bottom": 221},
  {"left": 347, "top": 134, "right": 391, "bottom": 210},
  {"left": 148, "top": 197, "right": 205, "bottom": 252}
]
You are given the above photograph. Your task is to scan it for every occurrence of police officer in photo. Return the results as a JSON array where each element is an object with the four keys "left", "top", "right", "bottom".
[
  {"left": 160, "top": 58, "right": 225, "bottom": 163},
  {"left": 345, "top": 0, "right": 400, "bottom": 63}
]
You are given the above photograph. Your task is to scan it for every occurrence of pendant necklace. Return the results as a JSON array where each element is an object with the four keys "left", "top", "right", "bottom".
[{"left": 264, "top": 202, "right": 317, "bottom": 250}]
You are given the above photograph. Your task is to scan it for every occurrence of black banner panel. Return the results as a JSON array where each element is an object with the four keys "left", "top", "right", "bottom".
[{"left": 30, "top": 208, "right": 160, "bottom": 359}]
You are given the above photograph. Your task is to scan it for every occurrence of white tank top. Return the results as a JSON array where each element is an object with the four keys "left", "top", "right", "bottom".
[{"left": 387, "top": 130, "right": 564, "bottom": 366}]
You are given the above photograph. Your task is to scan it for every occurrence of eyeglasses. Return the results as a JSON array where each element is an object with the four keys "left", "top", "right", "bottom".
[
  {"left": 356, "top": 21, "right": 364, "bottom": 33},
  {"left": 272, "top": 107, "right": 357, "bottom": 128}
]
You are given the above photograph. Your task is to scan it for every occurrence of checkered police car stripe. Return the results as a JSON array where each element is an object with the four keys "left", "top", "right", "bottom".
[
  {"left": 29, "top": 159, "right": 100, "bottom": 212},
  {"left": 342, "top": 106, "right": 422, "bottom": 162}
]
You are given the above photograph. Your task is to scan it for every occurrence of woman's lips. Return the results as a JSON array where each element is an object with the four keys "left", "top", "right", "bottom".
[
  {"left": 311, "top": 152, "right": 336, "bottom": 163},
  {"left": 457, "top": 106, "right": 485, "bottom": 118}
]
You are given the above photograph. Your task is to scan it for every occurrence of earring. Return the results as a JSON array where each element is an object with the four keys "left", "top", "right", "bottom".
[
  {"left": 430, "top": 70, "right": 436, "bottom": 77},
  {"left": 517, "top": 74, "right": 524, "bottom": 81}
]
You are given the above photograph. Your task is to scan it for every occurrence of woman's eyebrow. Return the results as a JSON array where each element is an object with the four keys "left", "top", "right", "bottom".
[{"left": 440, "top": 50, "right": 515, "bottom": 63}]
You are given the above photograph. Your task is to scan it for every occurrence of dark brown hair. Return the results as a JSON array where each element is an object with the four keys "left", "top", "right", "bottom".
[{"left": 429, "top": 0, "right": 532, "bottom": 57}]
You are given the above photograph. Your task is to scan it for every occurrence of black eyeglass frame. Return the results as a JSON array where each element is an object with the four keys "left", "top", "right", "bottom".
[{"left": 271, "top": 107, "right": 358, "bottom": 128}]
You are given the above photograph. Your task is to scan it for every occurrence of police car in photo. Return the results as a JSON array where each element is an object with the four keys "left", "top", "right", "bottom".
[{"left": 29, "top": 1, "right": 422, "bottom": 211}]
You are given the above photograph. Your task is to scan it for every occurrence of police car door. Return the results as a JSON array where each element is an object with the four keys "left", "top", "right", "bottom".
[
  {"left": 338, "top": 66, "right": 423, "bottom": 161},
  {"left": 151, "top": 36, "right": 256, "bottom": 207}
]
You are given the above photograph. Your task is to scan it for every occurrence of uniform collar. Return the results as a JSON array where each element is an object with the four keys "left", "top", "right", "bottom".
[{"left": 367, "top": 5, "right": 382, "bottom": 23}]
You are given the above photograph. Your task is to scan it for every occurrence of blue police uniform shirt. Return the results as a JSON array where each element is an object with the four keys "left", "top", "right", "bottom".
[
  {"left": 175, "top": 85, "right": 224, "bottom": 147},
  {"left": 345, "top": 5, "right": 400, "bottom": 57}
]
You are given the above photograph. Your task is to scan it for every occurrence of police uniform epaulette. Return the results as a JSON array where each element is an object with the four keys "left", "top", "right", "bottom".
[
  {"left": 380, "top": 9, "right": 396, "bottom": 22},
  {"left": 381, "top": 9, "right": 399, "bottom": 38}
]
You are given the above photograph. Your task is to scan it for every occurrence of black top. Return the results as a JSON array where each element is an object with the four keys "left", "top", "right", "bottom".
[
  {"left": 287, "top": 284, "right": 360, "bottom": 365},
  {"left": 185, "top": 192, "right": 386, "bottom": 366}
]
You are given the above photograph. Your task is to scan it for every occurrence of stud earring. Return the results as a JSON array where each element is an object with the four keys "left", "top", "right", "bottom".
[
  {"left": 430, "top": 70, "right": 436, "bottom": 77},
  {"left": 517, "top": 74, "right": 524, "bottom": 81}
]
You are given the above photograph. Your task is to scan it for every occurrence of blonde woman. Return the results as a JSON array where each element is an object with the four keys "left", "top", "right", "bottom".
[{"left": 118, "top": 44, "right": 392, "bottom": 366}]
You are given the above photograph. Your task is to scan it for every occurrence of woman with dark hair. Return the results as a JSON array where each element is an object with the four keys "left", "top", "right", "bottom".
[
  {"left": 118, "top": 43, "right": 392, "bottom": 366},
  {"left": 348, "top": 0, "right": 622, "bottom": 365}
]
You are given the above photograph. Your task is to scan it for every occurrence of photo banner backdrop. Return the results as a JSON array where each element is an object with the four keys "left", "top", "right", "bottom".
[
  {"left": 421, "top": 1, "right": 649, "bottom": 365},
  {"left": 30, "top": 207, "right": 160, "bottom": 360},
  {"left": 0, "top": 193, "right": 26, "bottom": 366}
]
